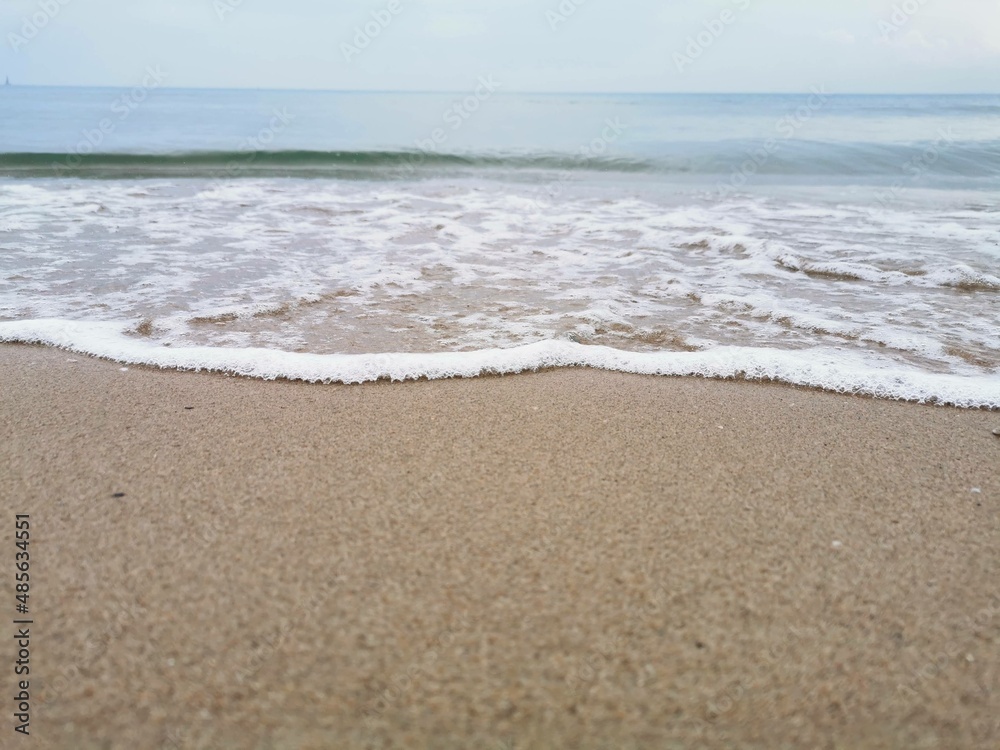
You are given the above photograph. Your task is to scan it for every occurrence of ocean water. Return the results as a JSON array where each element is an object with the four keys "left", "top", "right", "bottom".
[{"left": 1, "top": 88, "right": 998, "bottom": 407}]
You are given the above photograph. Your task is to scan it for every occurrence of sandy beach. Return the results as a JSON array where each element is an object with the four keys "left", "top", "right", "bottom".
[{"left": 2, "top": 344, "right": 998, "bottom": 749}]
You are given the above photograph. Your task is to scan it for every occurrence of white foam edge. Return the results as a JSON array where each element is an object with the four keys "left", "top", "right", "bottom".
[{"left": 1, "top": 319, "right": 997, "bottom": 409}]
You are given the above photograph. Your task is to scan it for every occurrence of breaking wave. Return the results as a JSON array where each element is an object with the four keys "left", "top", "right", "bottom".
[{"left": 2, "top": 139, "right": 998, "bottom": 181}]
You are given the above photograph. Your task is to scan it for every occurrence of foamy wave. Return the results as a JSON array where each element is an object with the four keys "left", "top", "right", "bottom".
[
  {"left": 2, "top": 181, "right": 997, "bottom": 385},
  {"left": 2, "top": 319, "right": 997, "bottom": 409}
]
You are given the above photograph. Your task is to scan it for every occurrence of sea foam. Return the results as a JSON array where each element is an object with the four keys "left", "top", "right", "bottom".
[
  {"left": 1, "top": 180, "right": 997, "bottom": 406},
  {"left": 1, "top": 319, "right": 997, "bottom": 409}
]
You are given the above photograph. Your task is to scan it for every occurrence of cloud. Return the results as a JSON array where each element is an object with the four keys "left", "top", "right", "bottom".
[
  {"left": 900, "top": 30, "right": 949, "bottom": 50},
  {"left": 8, "top": 0, "right": 998, "bottom": 92},
  {"left": 876, "top": 29, "right": 949, "bottom": 51}
]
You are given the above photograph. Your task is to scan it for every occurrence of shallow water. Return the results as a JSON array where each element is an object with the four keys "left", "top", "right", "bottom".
[{"left": 1, "top": 90, "right": 998, "bottom": 405}]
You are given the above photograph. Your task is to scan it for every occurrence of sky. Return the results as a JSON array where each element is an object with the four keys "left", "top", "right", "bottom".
[{"left": 2, "top": 0, "right": 999, "bottom": 92}]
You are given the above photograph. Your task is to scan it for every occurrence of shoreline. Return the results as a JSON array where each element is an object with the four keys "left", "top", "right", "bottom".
[
  {"left": 0, "top": 337, "right": 996, "bottom": 410},
  {"left": 3, "top": 344, "right": 998, "bottom": 749}
]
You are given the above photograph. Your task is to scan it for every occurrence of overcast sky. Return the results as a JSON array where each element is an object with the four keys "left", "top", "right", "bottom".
[{"left": 2, "top": 0, "right": 998, "bottom": 92}]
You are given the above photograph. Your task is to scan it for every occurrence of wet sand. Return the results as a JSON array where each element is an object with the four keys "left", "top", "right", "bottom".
[{"left": 1, "top": 344, "right": 998, "bottom": 749}]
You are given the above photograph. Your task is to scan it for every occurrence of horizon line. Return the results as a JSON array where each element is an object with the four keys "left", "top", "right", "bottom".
[{"left": 2, "top": 83, "right": 998, "bottom": 96}]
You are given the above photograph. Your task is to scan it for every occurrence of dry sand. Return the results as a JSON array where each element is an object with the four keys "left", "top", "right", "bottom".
[{"left": 1, "top": 344, "right": 998, "bottom": 749}]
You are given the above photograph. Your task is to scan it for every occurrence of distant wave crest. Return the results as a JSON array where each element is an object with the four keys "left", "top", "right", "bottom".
[{"left": 2, "top": 140, "right": 998, "bottom": 180}]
